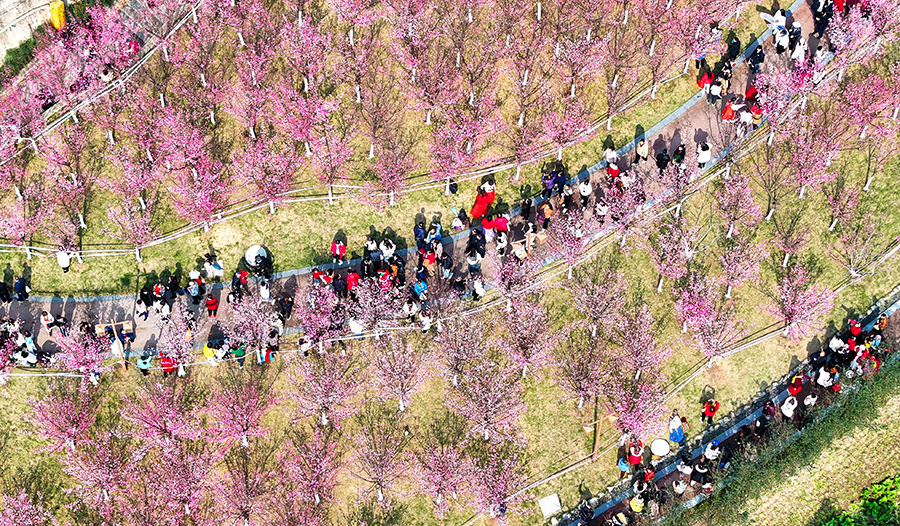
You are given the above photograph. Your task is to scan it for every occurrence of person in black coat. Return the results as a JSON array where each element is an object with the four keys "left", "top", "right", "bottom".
[
  {"left": 139, "top": 286, "right": 153, "bottom": 308},
  {"left": 332, "top": 273, "right": 348, "bottom": 299},
  {"left": 361, "top": 256, "right": 376, "bottom": 279},
  {"left": 788, "top": 21, "right": 802, "bottom": 51},
  {"left": 276, "top": 294, "right": 294, "bottom": 322},
  {"left": 727, "top": 35, "right": 741, "bottom": 61},
  {"left": 440, "top": 252, "right": 453, "bottom": 279},
  {"left": 748, "top": 45, "right": 765, "bottom": 74},
  {"left": 655, "top": 149, "right": 671, "bottom": 172},
  {"left": 13, "top": 276, "right": 27, "bottom": 301}
]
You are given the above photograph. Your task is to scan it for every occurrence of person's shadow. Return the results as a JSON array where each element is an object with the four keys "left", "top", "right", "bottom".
[
  {"left": 670, "top": 129, "right": 683, "bottom": 151},
  {"left": 652, "top": 135, "right": 667, "bottom": 156},
  {"left": 3, "top": 264, "right": 12, "bottom": 287},
  {"left": 693, "top": 128, "right": 709, "bottom": 144},
  {"left": 21, "top": 263, "right": 31, "bottom": 285},
  {"left": 699, "top": 385, "right": 716, "bottom": 404}
]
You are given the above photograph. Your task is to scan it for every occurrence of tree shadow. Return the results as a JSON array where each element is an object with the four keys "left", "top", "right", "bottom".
[
  {"left": 804, "top": 498, "right": 841, "bottom": 526},
  {"left": 756, "top": 0, "right": 780, "bottom": 15}
]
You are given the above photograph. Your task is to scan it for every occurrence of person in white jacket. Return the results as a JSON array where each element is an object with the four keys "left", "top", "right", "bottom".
[
  {"left": 696, "top": 142, "right": 712, "bottom": 168},
  {"left": 791, "top": 37, "right": 808, "bottom": 63},
  {"left": 781, "top": 395, "right": 798, "bottom": 419}
]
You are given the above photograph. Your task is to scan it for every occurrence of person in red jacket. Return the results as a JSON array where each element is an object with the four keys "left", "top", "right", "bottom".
[
  {"left": 702, "top": 398, "right": 719, "bottom": 425},
  {"left": 787, "top": 373, "right": 806, "bottom": 397},
  {"left": 628, "top": 440, "right": 644, "bottom": 467},
  {"left": 470, "top": 187, "right": 492, "bottom": 220},
  {"left": 159, "top": 351, "right": 176, "bottom": 378},
  {"left": 331, "top": 239, "right": 347, "bottom": 264},
  {"left": 346, "top": 270, "right": 360, "bottom": 291},
  {"left": 205, "top": 294, "right": 219, "bottom": 318}
]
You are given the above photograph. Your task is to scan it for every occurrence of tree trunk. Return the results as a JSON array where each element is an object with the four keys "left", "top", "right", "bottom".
[
  {"left": 328, "top": 185, "right": 334, "bottom": 206},
  {"left": 320, "top": 413, "right": 328, "bottom": 426},
  {"left": 209, "top": 111, "right": 215, "bottom": 125},
  {"left": 681, "top": 321, "right": 688, "bottom": 333},
  {"left": 399, "top": 399, "right": 406, "bottom": 412},
  {"left": 864, "top": 176, "right": 873, "bottom": 192},
  {"left": 567, "top": 266, "right": 573, "bottom": 279},
  {"left": 798, "top": 185, "right": 806, "bottom": 199},
  {"left": 656, "top": 275, "right": 663, "bottom": 293},
  {"left": 765, "top": 207, "right": 775, "bottom": 222},
  {"left": 782, "top": 252, "right": 790, "bottom": 267},
  {"left": 828, "top": 217, "right": 838, "bottom": 231},
  {"left": 577, "top": 397, "right": 584, "bottom": 410},
  {"left": 726, "top": 224, "right": 734, "bottom": 238},
  {"left": 725, "top": 284, "right": 732, "bottom": 299},
  {"left": 241, "top": 435, "right": 248, "bottom": 447},
  {"left": 452, "top": 374, "right": 458, "bottom": 386},
  {"left": 522, "top": 364, "right": 528, "bottom": 378},
  {"left": 269, "top": 202, "right": 276, "bottom": 215},
  {"left": 135, "top": 248, "right": 142, "bottom": 262},
  {"left": 606, "top": 114, "right": 613, "bottom": 130}
]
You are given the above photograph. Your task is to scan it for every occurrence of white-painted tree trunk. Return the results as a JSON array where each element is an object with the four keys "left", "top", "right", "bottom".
[
  {"left": 445, "top": 178, "right": 451, "bottom": 195},
  {"left": 570, "top": 82, "right": 576, "bottom": 98},
  {"left": 328, "top": 186, "right": 334, "bottom": 206},
  {"left": 303, "top": 76, "right": 309, "bottom": 92},
  {"left": 25, "top": 247, "right": 31, "bottom": 260},
  {"left": 72, "top": 111, "right": 78, "bottom": 124},
  {"left": 798, "top": 185, "right": 806, "bottom": 199},
  {"left": 210, "top": 111, "right": 215, "bottom": 125},
  {"left": 864, "top": 176, "right": 872, "bottom": 192},
  {"left": 399, "top": 399, "right": 406, "bottom": 412},
  {"left": 681, "top": 321, "right": 688, "bottom": 333},
  {"left": 656, "top": 275, "right": 663, "bottom": 293},
  {"left": 467, "top": 7, "right": 472, "bottom": 22},
  {"left": 522, "top": 364, "right": 528, "bottom": 378},
  {"left": 320, "top": 413, "right": 329, "bottom": 426},
  {"left": 606, "top": 114, "right": 613, "bottom": 130},
  {"left": 269, "top": 202, "right": 276, "bottom": 215},
  {"left": 622, "top": 9, "right": 628, "bottom": 25},
  {"left": 674, "top": 201, "right": 682, "bottom": 217},
  {"left": 162, "top": 45, "right": 169, "bottom": 61},
  {"left": 586, "top": 28, "right": 592, "bottom": 41},
  {"left": 314, "top": 493, "right": 321, "bottom": 505},
  {"left": 349, "top": 28, "right": 355, "bottom": 46},
  {"left": 567, "top": 266, "right": 572, "bottom": 279},
  {"left": 14, "top": 186, "right": 22, "bottom": 200},
  {"left": 651, "top": 84, "right": 658, "bottom": 99},
  {"left": 726, "top": 224, "right": 734, "bottom": 238},
  {"left": 78, "top": 213, "right": 86, "bottom": 228},
  {"left": 591, "top": 325, "right": 596, "bottom": 338},
  {"left": 425, "top": 110, "right": 431, "bottom": 125},
  {"left": 483, "top": 429, "right": 489, "bottom": 440},
  {"left": 620, "top": 233, "right": 627, "bottom": 247},
  {"left": 108, "top": 130, "right": 115, "bottom": 144},
  {"left": 765, "top": 208, "right": 775, "bottom": 222},
  {"left": 536, "top": 1, "right": 542, "bottom": 20},
  {"left": 248, "top": 126, "right": 256, "bottom": 139},
  {"left": 506, "top": 298, "right": 512, "bottom": 312},
  {"left": 782, "top": 252, "right": 790, "bottom": 267},
  {"left": 767, "top": 131, "right": 775, "bottom": 145},
  {"left": 192, "top": 6, "right": 198, "bottom": 23},
  {"left": 506, "top": 34, "right": 511, "bottom": 47},
  {"left": 389, "top": 192, "right": 396, "bottom": 206},
  {"left": 683, "top": 57, "right": 690, "bottom": 74},
  {"left": 829, "top": 217, "right": 839, "bottom": 231},
  {"left": 515, "top": 165, "right": 521, "bottom": 181},
  {"left": 237, "top": 32, "right": 245, "bottom": 47},
  {"left": 368, "top": 143, "right": 374, "bottom": 158},
  {"left": 522, "top": 70, "right": 529, "bottom": 86},
  {"left": 725, "top": 285, "right": 732, "bottom": 299},
  {"left": 517, "top": 112, "right": 525, "bottom": 127},
  {"left": 456, "top": 51, "right": 461, "bottom": 67},
  {"left": 76, "top": 252, "right": 83, "bottom": 264},
  {"left": 135, "top": 248, "right": 142, "bottom": 262},
  {"left": 611, "top": 74, "right": 618, "bottom": 89},
  {"left": 452, "top": 374, "right": 458, "bottom": 386},
  {"left": 557, "top": 147, "right": 563, "bottom": 160},
  {"left": 138, "top": 196, "right": 147, "bottom": 209},
  {"left": 355, "top": 85, "right": 361, "bottom": 103},
  {"left": 241, "top": 435, "right": 249, "bottom": 447}
]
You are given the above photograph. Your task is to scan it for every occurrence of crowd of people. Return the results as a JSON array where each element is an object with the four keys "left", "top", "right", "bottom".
[{"left": 592, "top": 312, "right": 891, "bottom": 525}]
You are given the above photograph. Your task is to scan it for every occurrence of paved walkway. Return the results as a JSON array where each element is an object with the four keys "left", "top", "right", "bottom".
[{"left": 1, "top": 0, "right": 802, "bottom": 371}]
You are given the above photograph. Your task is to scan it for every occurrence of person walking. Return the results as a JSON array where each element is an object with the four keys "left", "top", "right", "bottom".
[
  {"left": 277, "top": 294, "right": 294, "bottom": 322},
  {"left": 440, "top": 252, "right": 453, "bottom": 279},
  {"left": 790, "top": 37, "right": 808, "bottom": 64},
  {"left": 205, "top": 294, "right": 219, "bottom": 318},
  {"left": 707, "top": 80, "right": 723, "bottom": 106},
  {"left": 0, "top": 281, "right": 10, "bottom": 303},
  {"left": 702, "top": 398, "right": 719, "bottom": 425},
  {"left": 697, "top": 142, "right": 711, "bottom": 168},
  {"left": 135, "top": 298, "right": 149, "bottom": 321},
  {"left": 13, "top": 276, "right": 28, "bottom": 301},
  {"left": 579, "top": 178, "right": 592, "bottom": 208},
  {"left": 656, "top": 149, "right": 671, "bottom": 173},
  {"left": 635, "top": 138, "right": 649, "bottom": 164}
]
